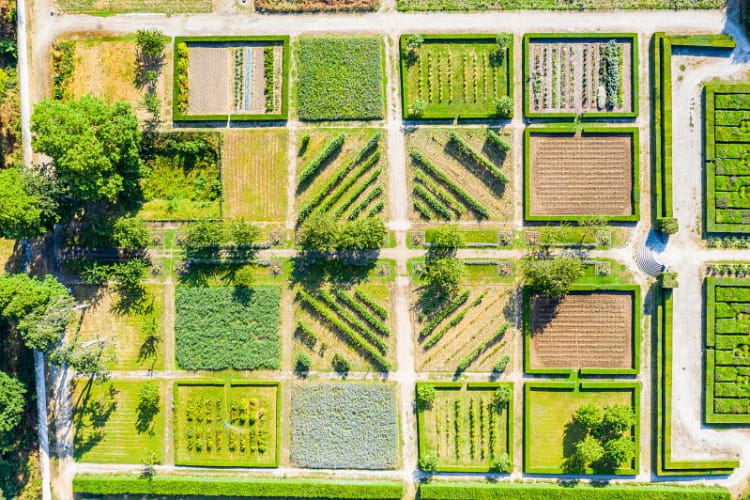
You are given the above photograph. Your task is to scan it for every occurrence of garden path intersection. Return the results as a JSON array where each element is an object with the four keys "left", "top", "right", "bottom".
[{"left": 18, "top": 0, "right": 750, "bottom": 498}]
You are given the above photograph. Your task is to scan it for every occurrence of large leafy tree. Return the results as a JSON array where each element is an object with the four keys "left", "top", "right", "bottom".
[
  {"left": 521, "top": 256, "right": 583, "bottom": 299},
  {"left": 0, "top": 372, "right": 25, "bottom": 453},
  {"left": 0, "top": 168, "right": 58, "bottom": 239},
  {"left": 31, "top": 96, "right": 142, "bottom": 203}
]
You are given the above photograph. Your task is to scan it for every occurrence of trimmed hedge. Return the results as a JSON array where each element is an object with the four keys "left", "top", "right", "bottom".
[
  {"left": 420, "top": 483, "right": 731, "bottom": 499},
  {"left": 73, "top": 475, "right": 403, "bottom": 498},
  {"left": 298, "top": 132, "right": 347, "bottom": 187},
  {"left": 448, "top": 131, "right": 509, "bottom": 183}
]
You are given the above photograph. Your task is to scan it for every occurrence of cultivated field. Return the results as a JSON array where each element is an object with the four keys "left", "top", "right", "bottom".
[
  {"left": 255, "top": 0, "right": 378, "bottom": 10},
  {"left": 526, "top": 128, "right": 636, "bottom": 220},
  {"left": 174, "top": 382, "right": 279, "bottom": 467},
  {"left": 294, "top": 282, "right": 395, "bottom": 373},
  {"left": 57, "top": 0, "right": 212, "bottom": 14},
  {"left": 296, "top": 36, "right": 385, "bottom": 121},
  {"left": 705, "top": 83, "right": 750, "bottom": 233},
  {"left": 222, "top": 129, "right": 288, "bottom": 221},
  {"left": 73, "top": 284, "right": 167, "bottom": 372},
  {"left": 705, "top": 278, "right": 750, "bottom": 424},
  {"left": 526, "top": 35, "right": 634, "bottom": 116},
  {"left": 400, "top": 35, "right": 511, "bottom": 119},
  {"left": 527, "top": 290, "right": 635, "bottom": 372},
  {"left": 290, "top": 382, "right": 399, "bottom": 469},
  {"left": 296, "top": 128, "right": 387, "bottom": 223},
  {"left": 73, "top": 379, "right": 166, "bottom": 464},
  {"left": 524, "top": 382, "right": 639, "bottom": 475},
  {"left": 414, "top": 285, "right": 514, "bottom": 373},
  {"left": 397, "top": 0, "right": 722, "bottom": 10},
  {"left": 418, "top": 383, "right": 512, "bottom": 471},
  {"left": 407, "top": 128, "right": 513, "bottom": 222}
]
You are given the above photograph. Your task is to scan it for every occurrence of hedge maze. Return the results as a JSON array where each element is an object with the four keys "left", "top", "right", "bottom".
[
  {"left": 174, "top": 381, "right": 280, "bottom": 467},
  {"left": 417, "top": 382, "right": 512, "bottom": 472},
  {"left": 400, "top": 34, "right": 513, "bottom": 119},
  {"left": 408, "top": 128, "right": 513, "bottom": 222},
  {"left": 705, "top": 278, "right": 750, "bottom": 424}
]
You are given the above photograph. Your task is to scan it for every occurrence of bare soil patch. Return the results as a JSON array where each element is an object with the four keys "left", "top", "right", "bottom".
[
  {"left": 188, "top": 45, "right": 229, "bottom": 115},
  {"left": 528, "top": 133, "right": 632, "bottom": 217},
  {"left": 530, "top": 291, "right": 632, "bottom": 370},
  {"left": 255, "top": 0, "right": 378, "bottom": 11}
]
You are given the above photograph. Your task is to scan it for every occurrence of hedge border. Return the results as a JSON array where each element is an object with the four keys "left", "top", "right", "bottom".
[
  {"left": 654, "top": 285, "right": 739, "bottom": 475},
  {"left": 172, "top": 36, "right": 290, "bottom": 123},
  {"left": 651, "top": 33, "right": 735, "bottom": 233},
  {"left": 523, "top": 124, "right": 640, "bottom": 222},
  {"left": 419, "top": 482, "right": 731, "bottom": 499},
  {"left": 415, "top": 381, "right": 514, "bottom": 473},
  {"left": 398, "top": 33, "right": 514, "bottom": 120},
  {"left": 523, "top": 380, "right": 641, "bottom": 476},
  {"left": 704, "top": 82, "right": 750, "bottom": 233},
  {"left": 72, "top": 475, "right": 404, "bottom": 498},
  {"left": 704, "top": 277, "right": 750, "bottom": 424},
  {"left": 172, "top": 380, "right": 281, "bottom": 468},
  {"left": 522, "top": 33, "right": 639, "bottom": 120},
  {"left": 522, "top": 284, "right": 641, "bottom": 376}
]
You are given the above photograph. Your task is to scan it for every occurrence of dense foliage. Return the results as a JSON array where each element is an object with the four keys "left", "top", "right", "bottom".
[
  {"left": 0, "top": 167, "right": 56, "bottom": 239},
  {"left": 0, "top": 371, "right": 25, "bottom": 452},
  {"left": 423, "top": 257, "right": 465, "bottom": 294},
  {"left": 291, "top": 383, "right": 399, "bottom": 469},
  {"left": 420, "top": 483, "right": 730, "bottom": 499},
  {"left": 175, "top": 286, "right": 281, "bottom": 370},
  {"left": 297, "top": 37, "right": 384, "bottom": 121},
  {"left": 522, "top": 256, "right": 583, "bottom": 298},
  {"left": 298, "top": 213, "right": 386, "bottom": 253},
  {"left": 568, "top": 403, "right": 636, "bottom": 472}
]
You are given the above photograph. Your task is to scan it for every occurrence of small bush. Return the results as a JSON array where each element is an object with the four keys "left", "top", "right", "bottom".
[
  {"left": 295, "top": 352, "right": 312, "bottom": 375},
  {"left": 417, "top": 384, "right": 436, "bottom": 410},
  {"left": 657, "top": 217, "right": 679, "bottom": 234},
  {"left": 492, "top": 386, "right": 512, "bottom": 410},
  {"left": 495, "top": 95, "right": 513, "bottom": 118},
  {"left": 490, "top": 453, "right": 511, "bottom": 473},
  {"left": 419, "top": 453, "right": 438, "bottom": 473},
  {"left": 493, "top": 354, "right": 511, "bottom": 373}
]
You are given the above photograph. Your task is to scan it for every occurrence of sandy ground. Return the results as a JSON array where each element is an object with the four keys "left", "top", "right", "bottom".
[{"left": 187, "top": 44, "right": 229, "bottom": 115}]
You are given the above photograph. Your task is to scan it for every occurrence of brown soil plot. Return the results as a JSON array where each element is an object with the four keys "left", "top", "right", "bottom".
[
  {"left": 529, "top": 291, "right": 632, "bottom": 370},
  {"left": 188, "top": 45, "right": 230, "bottom": 115},
  {"left": 528, "top": 133, "right": 633, "bottom": 217}
]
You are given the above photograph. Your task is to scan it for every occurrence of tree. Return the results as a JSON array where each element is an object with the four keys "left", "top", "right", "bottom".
[
  {"left": 574, "top": 404, "right": 603, "bottom": 433},
  {"left": 492, "top": 354, "right": 511, "bottom": 374},
  {"left": 575, "top": 434, "right": 604, "bottom": 465},
  {"left": 226, "top": 219, "right": 260, "bottom": 248},
  {"left": 495, "top": 95, "right": 513, "bottom": 118},
  {"left": 492, "top": 386, "right": 513, "bottom": 410},
  {"left": 136, "top": 381, "right": 160, "bottom": 433},
  {"left": 31, "top": 96, "right": 142, "bottom": 203},
  {"left": 136, "top": 30, "right": 167, "bottom": 63},
  {"left": 338, "top": 217, "right": 386, "bottom": 251},
  {"left": 423, "top": 257, "right": 465, "bottom": 295},
  {"left": 496, "top": 34, "right": 512, "bottom": 52},
  {"left": 17, "top": 294, "right": 76, "bottom": 353},
  {"left": 490, "top": 453, "right": 511, "bottom": 473},
  {"left": 417, "top": 384, "right": 436, "bottom": 410},
  {"left": 0, "top": 168, "right": 48, "bottom": 239},
  {"left": 295, "top": 352, "right": 312, "bottom": 375},
  {"left": 521, "top": 256, "right": 583, "bottom": 299},
  {"left": 407, "top": 99, "right": 427, "bottom": 118},
  {"left": 332, "top": 353, "right": 350, "bottom": 376},
  {"left": 419, "top": 453, "right": 438, "bottom": 473},
  {"left": 429, "top": 225, "right": 464, "bottom": 253},
  {"left": 657, "top": 217, "right": 679, "bottom": 235},
  {"left": 140, "top": 451, "right": 159, "bottom": 480},
  {"left": 405, "top": 34, "right": 424, "bottom": 53},
  {"left": 0, "top": 372, "right": 25, "bottom": 452},
  {"left": 233, "top": 265, "right": 255, "bottom": 289},
  {"left": 298, "top": 212, "right": 339, "bottom": 252},
  {"left": 600, "top": 404, "right": 635, "bottom": 437},
  {"left": 112, "top": 217, "right": 150, "bottom": 250},
  {"left": 603, "top": 435, "right": 635, "bottom": 465},
  {"left": 184, "top": 220, "right": 224, "bottom": 249}
]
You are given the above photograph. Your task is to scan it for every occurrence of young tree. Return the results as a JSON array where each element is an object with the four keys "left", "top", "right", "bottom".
[
  {"left": 136, "top": 381, "right": 160, "bottom": 432},
  {"left": 574, "top": 404, "right": 603, "bottom": 433},
  {"left": 184, "top": 220, "right": 224, "bottom": 249},
  {"left": 226, "top": 219, "right": 260, "bottom": 248},
  {"left": 233, "top": 265, "right": 255, "bottom": 289},
  {"left": 332, "top": 353, "right": 350, "bottom": 376},
  {"left": 295, "top": 352, "right": 312, "bottom": 375},
  {"left": 496, "top": 34, "right": 512, "bottom": 52},
  {"left": 423, "top": 257, "right": 465, "bottom": 295},
  {"left": 490, "top": 453, "right": 511, "bottom": 473},
  {"left": 0, "top": 372, "right": 25, "bottom": 453},
  {"left": 521, "top": 256, "right": 583, "bottom": 299},
  {"left": 603, "top": 435, "right": 635, "bottom": 465},
  {"left": 298, "top": 212, "right": 339, "bottom": 253},
  {"left": 416, "top": 384, "right": 436, "bottom": 410},
  {"left": 31, "top": 96, "right": 143, "bottom": 203},
  {"left": 429, "top": 225, "right": 464, "bottom": 253},
  {"left": 495, "top": 95, "right": 513, "bottom": 118},
  {"left": 405, "top": 34, "right": 424, "bottom": 53},
  {"left": 112, "top": 217, "right": 150, "bottom": 250},
  {"left": 338, "top": 217, "right": 387, "bottom": 251},
  {"left": 575, "top": 434, "right": 605, "bottom": 465},
  {"left": 407, "top": 99, "right": 427, "bottom": 118},
  {"left": 136, "top": 30, "right": 167, "bottom": 63},
  {"left": 0, "top": 168, "right": 49, "bottom": 239},
  {"left": 492, "top": 386, "right": 513, "bottom": 410},
  {"left": 600, "top": 404, "right": 636, "bottom": 437},
  {"left": 419, "top": 453, "right": 438, "bottom": 473}
]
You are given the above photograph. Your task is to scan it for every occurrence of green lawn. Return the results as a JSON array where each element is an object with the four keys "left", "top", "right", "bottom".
[
  {"left": 401, "top": 36, "right": 511, "bottom": 119},
  {"left": 524, "top": 382, "right": 639, "bottom": 475},
  {"left": 296, "top": 36, "right": 385, "bottom": 121},
  {"left": 73, "top": 379, "right": 166, "bottom": 464}
]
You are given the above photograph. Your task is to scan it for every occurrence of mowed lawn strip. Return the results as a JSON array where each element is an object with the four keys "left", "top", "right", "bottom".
[
  {"left": 296, "top": 36, "right": 385, "bottom": 121},
  {"left": 222, "top": 129, "right": 288, "bottom": 221},
  {"left": 73, "top": 379, "right": 166, "bottom": 464}
]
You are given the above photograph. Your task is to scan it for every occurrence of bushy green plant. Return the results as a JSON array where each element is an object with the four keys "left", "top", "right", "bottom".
[
  {"left": 491, "top": 385, "right": 512, "bottom": 410},
  {"left": 490, "top": 453, "right": 511, "bottom": 473},
  {"left": 295, "top": 352, "right": 312, "bottom": 374},
  {"left": 332, "top": 353, "right": 351, "bottom": 375},
  {"left": 136, "top": 30, "right": 167, "bottom": 62},
  {"left": 492, "top": 354, "right": 511, "bottom": 373},
  {"left": 448, "top": 132, "right": 509, "bottom": 183},
  {"left": 417, "top": 384, "right": 436, "bottom": 409},
  {"left": 408, "top": 99, "right": 427, "bottom": 118},
  {"left": 429, "top": 225, "right": 464, "bottom": 251},
  {"left": 495, "top": 95, "right": 513, "bottom": 118},
  {"left": 657, "top": 216, "right": 679, "bottom": 234},
  {"left": 419, "top": 453, "right": 439, "bottom": 473},
  {"left": 297, "top": 132, "right": 346, "bottom": 186},
  {"left": 423, "top": 257, "right": 465, "bottom": 294},
  {"left": 112, "top": 217, "right": 150, "bottom": 250},
  {"left": 522, "top": 256, "right": 583, "bottom": 299},
  {"left": 136, "top": 381, "right": 160, "bottom": 433},
  {"left": 574, "top": 404, "right": 603, "bottom": 432},
  {"left": 175, "top": 42, "right": 189, "bottom": 113}
]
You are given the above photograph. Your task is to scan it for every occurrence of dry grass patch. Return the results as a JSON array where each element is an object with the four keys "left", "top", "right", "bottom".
[
  {"left": 222, "top": 129, "right": 288, "bottom": 221},
  {"left": 57, "top": 0, "right": 212, "bottom": 14}
]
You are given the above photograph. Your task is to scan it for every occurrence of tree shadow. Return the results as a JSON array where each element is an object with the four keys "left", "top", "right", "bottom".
[
  {"left": 528, "top": 293, "right": 563, "bottom": 337},
  {"left": 72, "top": 380, "right": 118, "bottom": 459},
  {"left": 562, "top": 420, "right": 587, "bottom": 474},
  {"left": 444, "top": 139, "right": 507, "bottom": 197}
]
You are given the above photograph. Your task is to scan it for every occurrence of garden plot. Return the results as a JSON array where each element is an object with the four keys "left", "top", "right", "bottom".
[
  {"left": 294, "top": 282, "right": 395, "bottom": 373},
  {"left": 73, "top": 379, "right": 166, "bottom": 464},
  {"left": 57, "top": 0, "right": 212, "bottom": 14},
  {"left": 413, "top": 285, "right": 514, "bottom": 373},
  {"left": 222, "top": 129, "right": 288, "bottom": 222},
  {"left": 256, "top": 0, "right": 378, "bottom": 10},
  {"left": 704, "top": 82, "right": 750, "bottom": 233},
  {"left": 525, "top": 126, "right": 638, "bottom": 221},
  {"left": 174, "top": 381, "right": 279, "bottom": 467},
  {"left": 175, "top": 285, "right": 281, "bottom": 371},
  {"left": 296, "top": 128, "right": 387, "bottom": 224},
  {"left": 73, "top": 284, "right": 167, "bottom": 371},
  {"left": 417, "top": 383, "right": 512, "bottom": 472},
  {"left": 400, "top": 35, "right": 512, "bottom": 119},
  {"left": 524, "top": 382, "right": 640, "bottom": 475},
  {"left": 139, "top": 131, "right": 222, "bottom": 220},
  {"left": 524, "top": 34, "right": 636, "bottom": 117},
  {"left": 175, "top": 37, "right": 288, "bottom": 121},
  {"left": 705, "top": 278, "right": 750, "bottom": 424},
  {"left": 525, "top": 287, "right": 639, "bottom": 375},
  {"left": 407, "top": 128, "right": 513, "bottom": 222},
  {"left": 290, "top": 382, "right": 399, "bottom": 469}
]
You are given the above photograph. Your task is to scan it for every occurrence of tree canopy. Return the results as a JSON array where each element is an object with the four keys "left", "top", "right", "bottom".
[
  {"left": 31, "top": 96, "right": 143, "bottom": 203},
  {"left": 521, "top": 256, "right": 583, "bottom": 298},
  {"left": 0, "top": 168, "right": 50, "bottom": 239},
  {"left": 0, "top": 371, "right": 25, "bottom": 453}
]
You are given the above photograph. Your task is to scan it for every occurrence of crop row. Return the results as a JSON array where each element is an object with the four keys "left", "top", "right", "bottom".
[
  {"left": 335, "top": 168, "right": 383, "bottom": 218},
  {"left": 297, "top": 132, "right": 347, "bottom": 187},
  {"left": 175, "top": 42, "right": 190, "bottom": 113},
  {"left": 318, "top": 290, "right": 388, "bottom": 353},
  {"left": 349, "top": 186, "right": 384, "bottom": 220},
  {"left": 295, "top": 321, "right": 319, "bottom": 349},
  {"left": 456, "top": 322, "right": 510, "bottom": 373},
  {"left": 423, "top": 293, "right": 485, "bottom": 350},
  {"left": 264, "top": 47, "right": 275, "bottom": 113},
  {"left": 332, "top": 288, "right": 390, "bottom": 336},
  {"left": 419, "top": 290, "right": 471, "bottom": 338},
  {"left": 183, "top": 424, "right": 270, "bottom": 455},
  {"left": 487, "top": 130, "right": 511, "bottom": 152},
  {"left": 448, "top": 132, "right": 509, "bottom": 183}
]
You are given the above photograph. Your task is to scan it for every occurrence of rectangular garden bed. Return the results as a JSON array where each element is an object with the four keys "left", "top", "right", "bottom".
[
  {"left": 416, "top": 382, "right": 513, "bottom": 472},
  {"left": 524, "top": 381, "right": 640, "bottom": 475},
  {"left": 173, "top": 380, "right": 280, "bottom": 467},
  {"left": 523, "top": 284, "right": 641, "bottom": 376},
  {"left": 705, "top": 277, "right": 750, "bottom": 424},
  {"left": 523, "top": 33, "right": 638, "bottom": 119},
  {"left": 399, "top": 34, "right": 513, "bottom": 120},
  {"left": 173, "top": 36, "right": 289, "bottom": 122},
  {"left": 524, "top": 125, "right": 639, "bottom": 221},
  {"left": 704, "top": 82, "right": 750, "bottom": 234}
]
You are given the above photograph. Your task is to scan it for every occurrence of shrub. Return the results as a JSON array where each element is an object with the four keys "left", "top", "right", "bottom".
[
  {"left": 333, "top": 288, "right": 389, "bottom": 336},
  {"left": 658, "top": 272, "right": 679, "bottom": 289},
  {"left": 417, "top": 384, "right": 436, "bottom": 409},
  {"left": 490, "top": 453, "right": 511, "bottom": 473},
  {"left": 263, "top": 46, "right": 275, "bottom": 113},
  {"left": 448, "top": 132, "right": 509, "bottom": 183},
  {"left": 491, "top": 386, "right": 512, "bottom": 410},
  {"left": 136, "top": 29, "right": 167, "bottom": 62},
  {"left": 405, "top": 34, "right": 424, "bottom": 52},
  {"left": 332, "top": 353, "right": 351, "bottom": 375},
  {"left": 136, "top": 381, "right": 160, "bottom": 433},
  {"left": 298, "top": 134, "right": 311, "bottom": 156},
  {"left": 657, "top": 216, "right": 679, "bottom": 234},
  {"left": 423, "top": 257, "right": 465, "bottom": 295},
  {"left": 493, "top": 354, "right": 511, "bottom": 373},
  {"left": 175, "top": 42, "right": 189, "bottom": 113},
  {"left": 495, "top": 95, "right": 513, "bottom": 118},
  {"left": 298, "top": 132, "right": 346, "bottom": 187},
  {"left": 52, "top": 41, "right": 75, "bottom": 100},
  {"left": 457, "top": 323, "right": 510, "bottom": 373},
  {"left": 487, "top": 129, "right": 511, "bottom": 152},
  {"left": 408, "top": 99, "right": 427, "bottom": 118},
  {"left": 419, "top": 453, "right": 438, "bottom": 473},
  {"left": 575, "top": 435, "right": 605, "bottom": 464},
  {"left": 355, "top": 290, "right": 388, "bottom": 320},
  {"left": 495, "top": 34, "right": 512, "bottom": 52},
  {"left": 112, "top": 217, "right": 150, "bottom": 250},
  {"left": 429, "top": 225, "right": 464, "bottom": 251},
  {"left": 295, "top": 352, "right": 312, "bottom": 375},
  {"left": 419, "top": 290, "right": 470, "bottom": 337}
]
